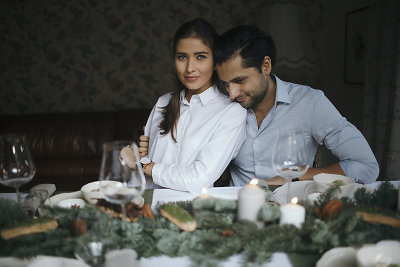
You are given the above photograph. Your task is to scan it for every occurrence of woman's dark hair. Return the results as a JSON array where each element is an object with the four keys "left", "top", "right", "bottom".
[
  {"left": 214, "top": 25, "right": 277, "bottom": 72},
  {"left": 159, "top": 18, "right": 217, "bottom": 142}
]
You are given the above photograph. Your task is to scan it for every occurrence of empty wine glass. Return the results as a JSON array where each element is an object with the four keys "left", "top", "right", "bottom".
[
  {"left": 271, "top": 130, "right": 309, "bottom": 203},
  {"left": 0, "top": 134, "right": 36, "bottom": 205},
  {"left": 99, "top": 141, "right": 146, "bottom": 227},
  {"left": 303, "top": 182, "right": 322, "bottom": 204}
]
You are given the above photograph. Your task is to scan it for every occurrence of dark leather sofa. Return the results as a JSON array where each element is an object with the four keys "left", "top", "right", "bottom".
[
  {"left": 0, "top": 109, "right": 337, "bottom": 193},
  {"left": 0, "top": 109, "right": 151, "bottom": 192}
]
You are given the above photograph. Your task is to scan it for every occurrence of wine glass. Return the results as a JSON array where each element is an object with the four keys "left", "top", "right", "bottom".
[
  {"left": 303, "top": 182, "right": 322, "bottom": 204},
  {"left": 99, "top": 141, "right": 146, "bottom": 227},
  {"left": 0, "top": 134, "right": 36, "bottom": 205},
  {"left": 271, "top": 130, "right": 309, "bottom": 203}
]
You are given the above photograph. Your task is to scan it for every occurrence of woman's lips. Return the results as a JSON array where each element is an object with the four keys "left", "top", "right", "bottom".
[{"left": 185, "top": 76, "right": 199, "bottom": 82}]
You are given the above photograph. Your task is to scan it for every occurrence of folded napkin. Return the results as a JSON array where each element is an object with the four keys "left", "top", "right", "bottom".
[
  {"left": 20, "top": 184, "right": 56, "bottom": 216},
  {"left": 30, "top": 184, "right": 56, "bottom": 199}
]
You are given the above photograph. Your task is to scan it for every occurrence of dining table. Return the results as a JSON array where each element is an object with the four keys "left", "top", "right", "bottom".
[{"left": 0, "top": 180, "right": 399, "bottom": 267}]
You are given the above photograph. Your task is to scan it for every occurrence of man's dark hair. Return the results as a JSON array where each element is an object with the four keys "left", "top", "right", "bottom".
[{"left": 214, "top": 25, "right": 277, "bottom": 72}]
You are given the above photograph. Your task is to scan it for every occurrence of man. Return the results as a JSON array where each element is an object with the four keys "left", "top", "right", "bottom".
[{"left": 213, "top": 25, "right": 379, "bottom": 186}]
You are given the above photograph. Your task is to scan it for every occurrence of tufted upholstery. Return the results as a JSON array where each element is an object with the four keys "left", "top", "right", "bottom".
[{"left": 0, "top": 109, "right": 151, "bottom": 192}]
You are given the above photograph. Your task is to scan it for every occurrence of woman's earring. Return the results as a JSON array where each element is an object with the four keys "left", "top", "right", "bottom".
[{"left": 213, "top": 66, "right": 216, "bottom": 71}]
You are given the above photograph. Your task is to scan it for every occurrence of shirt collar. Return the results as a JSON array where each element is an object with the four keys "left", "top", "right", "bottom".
[
  {"left": 181, "top": 84, "right": 218, "bottom": 106},
  {"left": 274, "top": 75, "right": 291, "bottom": 106}
]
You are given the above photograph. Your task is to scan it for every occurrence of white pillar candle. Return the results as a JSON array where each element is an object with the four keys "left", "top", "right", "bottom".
[
  {"left": 238, "top": 178, "right": 266, "bottom": 228},
  {"left": 279, "top": 197, "right": 305, "bottom": 228}
]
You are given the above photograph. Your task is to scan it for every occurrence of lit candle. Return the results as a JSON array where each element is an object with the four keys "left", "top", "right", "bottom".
[
  {"left": 199, "top": 188, "right": 210, "bottom": 198},
  {"left": 192, "top": 188, "right": 214, "bottom": 212},
  {"left": 238, "top": 178, "right": 266, "bottom": 228},
  {"left": 193, "top": 188, "right": 211, "bottom": 201},
  {"left": 279, "top": 197, "right": 305, "bottom": 228}
]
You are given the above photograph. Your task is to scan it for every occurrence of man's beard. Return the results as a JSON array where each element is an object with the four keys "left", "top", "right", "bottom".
[
  {"left": 248, "top": 87, "right": 267, "bottom": 109},
  {"left": 238, "top": 80, "right": 268, "bottom": 109}
]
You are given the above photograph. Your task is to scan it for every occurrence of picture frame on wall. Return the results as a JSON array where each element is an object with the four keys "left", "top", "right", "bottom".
[{"left": 344, "top": 6, "right": 369, "bottom": 84}]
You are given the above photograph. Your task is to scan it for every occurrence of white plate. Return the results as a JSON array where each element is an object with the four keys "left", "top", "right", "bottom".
[
  {"left": 272, "top": 181, "right": 313, "bottom": 205},
  {"left": 272, "top": 181, "right": 368, "bottom": 205},
  {"left": 314, "top": 173, "right": 355, "bottom": 198},
  {"left": 45, "top": 190, "right": 144, "bottom": 208},
  {"left": 316, "top": 247, "right": 357, "bottom": 267},
  {"left": 377, "top": 240, "right": 400, "bottom": 247},
  {"left": 81, "top": 181, "right": 144, "bottom": 207},
  {"left": 81, "top": 181, "right": 121, "bottom": 204},
  {"left": 57, "top": 198, "right": 85, "bottom": 209},
  {"left": 357, "top": 243, "right": 400, "bottom": 267},
  {"left": 44, "top": 191, "right": 83, "bottom": 207}
]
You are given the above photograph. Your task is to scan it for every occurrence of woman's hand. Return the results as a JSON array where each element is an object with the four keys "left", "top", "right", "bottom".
[
  {"left": 143, "top": 161, "right": 155, "bottom": 177},
  {"left": 139, "top": 135, "right": 149, "bottom": 158}
]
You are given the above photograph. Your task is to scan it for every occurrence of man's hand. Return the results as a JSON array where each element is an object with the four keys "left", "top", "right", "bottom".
[
  {"left": 266, "top": 176, "right": 288, "bottom": 186},
  {"left": 139, "top": 135, "right": 149, "bottom": 158}
]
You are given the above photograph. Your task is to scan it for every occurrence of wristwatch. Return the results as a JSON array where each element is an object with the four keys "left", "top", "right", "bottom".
[{"left": 140, "top": 157, "right": 151, "bottom": 166}]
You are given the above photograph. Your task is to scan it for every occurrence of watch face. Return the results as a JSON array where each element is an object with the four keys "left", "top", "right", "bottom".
[{"left": 140, "top": 157, "right": 151, "bottom": 165}]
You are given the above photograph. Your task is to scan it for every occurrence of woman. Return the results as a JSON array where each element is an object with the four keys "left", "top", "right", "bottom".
[{"left": 127, "top": 19, "right": 246, "bottom": 193}]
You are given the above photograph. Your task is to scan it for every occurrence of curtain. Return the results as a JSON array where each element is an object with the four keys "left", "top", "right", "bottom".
[{"left": 363, "top": 0, "right": 400, "bottom": 180}]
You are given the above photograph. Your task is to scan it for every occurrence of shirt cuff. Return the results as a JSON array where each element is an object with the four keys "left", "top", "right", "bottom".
[
  {"left": 339, "top": 160, "right": 357, "bottom": 182},
  {"left": 151, "top": 162, "right": 163, "bottom": 186}
]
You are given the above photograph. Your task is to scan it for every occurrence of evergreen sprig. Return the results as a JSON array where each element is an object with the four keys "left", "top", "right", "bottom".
[{"left": 0, "top": 182, "right": 399, "bottom": 266}]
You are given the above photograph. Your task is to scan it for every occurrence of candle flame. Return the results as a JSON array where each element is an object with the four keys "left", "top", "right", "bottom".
[
  {"left": 201, "top": 188, "right": 208, "bottom": 195},
  {"left": 291, "top": 197, "right": 299, "bottom": 205},
  {"left": 249, "top": 178, "right": 259, "bottom": 185}
]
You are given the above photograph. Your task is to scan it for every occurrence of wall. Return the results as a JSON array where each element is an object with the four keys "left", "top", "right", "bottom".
[
  {"left": 0, "top": 0, "right": 322, "bottom": 115},
  {"left": 321, "top": 0, "right": 370, "bottom": 131}
]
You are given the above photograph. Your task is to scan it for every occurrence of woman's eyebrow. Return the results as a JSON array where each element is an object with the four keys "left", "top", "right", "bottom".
[{"left": 194, "top": 51, "right": 209, "bottom": 55}]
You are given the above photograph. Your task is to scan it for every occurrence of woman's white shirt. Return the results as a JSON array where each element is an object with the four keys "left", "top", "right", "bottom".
[{"left": 144, "top": 85, "right": 246, "bottom": 193}]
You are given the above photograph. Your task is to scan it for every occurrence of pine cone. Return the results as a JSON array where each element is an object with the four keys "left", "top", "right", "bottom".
[
  {"left": 221, "top": 229, "right": 234, "bottom": 237},
  {"left": 70, "top": 218, "right": 87, "bottom": 236},
  {"left": 321, "top": 199, "right": 343, "bottom": 218}
]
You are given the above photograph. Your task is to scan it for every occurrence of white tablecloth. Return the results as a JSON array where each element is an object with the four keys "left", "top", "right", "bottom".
[{"left": 151, "top": 186, "right": 242, "bottom": 210}]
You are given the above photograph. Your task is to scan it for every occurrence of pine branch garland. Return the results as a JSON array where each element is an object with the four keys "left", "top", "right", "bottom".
[{"left": 0, "top": 181, "right": 399, "bottom": 266}]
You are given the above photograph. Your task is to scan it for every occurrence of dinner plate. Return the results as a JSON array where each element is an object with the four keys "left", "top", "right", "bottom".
[
  {"left": 316, "top": 247, "right": 357, "bottom": 267},
  {"left": 44, "top": 191, "right": 83, "bottom": 207},
  {"left": 357, "top": 241, "right": 400, "bottom": 267},
  {"left": 272, "top": 181, "right": 368, "bottom": 205},
  {"left": 57, "top": 198, "right": 85, "bottom": 209},
  {"left": 314, "top": 173, "right": 355, "bottom": 198},
  {"left": 44, "top": 191, "right": 144, "bottom": 208},
  {"left": 272, "top": 181, "right": 313, "bottom": 205}
]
